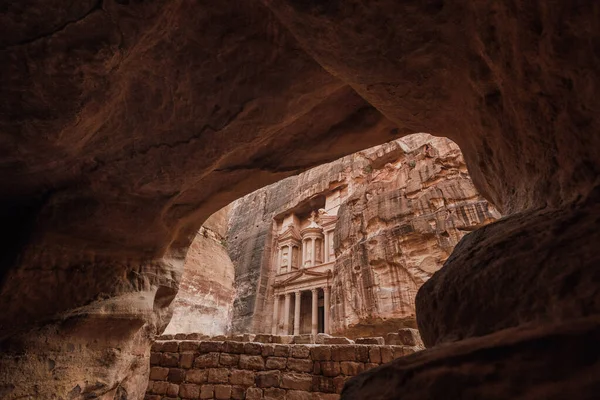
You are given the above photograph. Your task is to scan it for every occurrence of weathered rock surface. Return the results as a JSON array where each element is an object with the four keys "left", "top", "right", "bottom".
[
  {"left": 416, "top": 188, "right": 600, "bottom": 347},
  {"left": 163, "top": 206, "right": 235, "bottom": 336},
  {"left": 229, "top": 134, "right": 499, "bottom": 336},
  {"left": 331, "top": 135, "right": 499, "bottom": 336},
  {"left": 342, "top": 316, "right": 600, "bottom": 400},
  {"left": 0, "top": 0, "right": 598, "bottom": 398}
]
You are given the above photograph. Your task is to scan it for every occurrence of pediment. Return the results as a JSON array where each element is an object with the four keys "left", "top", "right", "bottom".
[
  {"left": 274, "top": 268, "right": 330, "bottom": 287},
  {"left": 278, "top": 224, "right": 301, "bottom": 242}
]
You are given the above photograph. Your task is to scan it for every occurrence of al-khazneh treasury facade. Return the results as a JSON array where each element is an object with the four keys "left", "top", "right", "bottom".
[
  {"left": 271, "top": 192, "right": 345, "bottom": 336},
  {"left": 228, "top": 134, "right": 500, "bottom": 336}
]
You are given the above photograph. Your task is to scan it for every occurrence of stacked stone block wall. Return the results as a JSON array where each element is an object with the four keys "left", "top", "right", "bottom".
[{"left": 145, "top": 340, "right": 417, "bottom": 399}]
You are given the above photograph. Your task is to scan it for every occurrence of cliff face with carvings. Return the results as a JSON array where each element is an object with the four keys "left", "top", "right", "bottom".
[
  {"left": 228, "top": 134, "right": 500, "bottom": 336},
  {"left": 331, "top": 135, "right": 499, "bottom": 337},
  {"left": 164, "top": 206, "right": 235, "bottom": 336}
]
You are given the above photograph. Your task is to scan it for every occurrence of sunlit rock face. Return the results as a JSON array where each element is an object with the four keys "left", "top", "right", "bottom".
[
  {"left": 331, "top": 135, "right": 499, "bottom": 337},
  {"left": 228, "top": 134, "right": 499, "bottom": 337},
  {"left": 163, "top": 206, "right": 235, "bottom": 336}
]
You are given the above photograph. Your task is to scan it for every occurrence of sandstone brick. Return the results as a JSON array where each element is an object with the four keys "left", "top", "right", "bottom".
[
  {"left": 263, "top": 387, "right": 286, "bottom": 400},
  {"left": 186, "top": 369, "right": 208, "bottom": 384},
  {"left": 244, "top": 342, "right": 263, "bottom": 355},
  {"left": 200, "top": 341, "right": 224, "bottom": 353},
  {"left": 332, "top": 376, "right": 347, "bottom": 393},
  {"left": 160, "top": 335, "right": 174, "bottom": 340},
  {"left": 152, "top": 381, "right": 168, "bottom": 394},
  {"left": 392, "top": 345, "right": 407, "bottom": 359},
  {"left": 281, "top": 372, "right": 313, "bottom": 391},
  {"left": 168, "top": 368, "right": 186, "bottom": 383},
  {"left": 273, "top": 345, "right": 290, "bottom": 357},
  {"left": 144, "top": 395, "right": 161, "bottom": 400},
  {"left": 288, "top": 357, "right": 313, "bottom": 373},
  {"left": 291, "top": 345, "right": 310, "bottom": 358},
  {"left": 175, "top": 333, "right": 187, "bottom": 340},
  {"left": 215, "top": 384, "right": 233, "bottom": 399},
  {"left": 149, "top": 366, "right": 169, "bottom": 381},
  {"left": 253, "top": 334, "right": 273, "bottom": 343},
  {"left": 162, "top": 341, "right": 180, "bottom": 353},
  {"left": 323, "top": 337, "right": 353, "bottom": 345},
  {"left": 195, "top": 352, "right": 220, "bottom": 368},
  {"left": 230, "top": 369, "right": 256, "bottom": 387},
  {"left": 340, "top": 361, "right": 364, "bottom": 376},
  {"left": 146, "top": 381, "right": 153, "bottom": 392},
  {"left": 208, "top": 368, "right": 230, "bottom": 383},
  {"left": 186, "top": 333, "right": 207, "bottom": 341},
  {"left": 364, "top": 363, "right": 379, "bottom": 371},
  {"left": 225, "top": 341, "right": 245, "bottom": 354},
  {"left": 161, "top": 352, "right": 180, "bottom": 367},
  {"left": 274, "top": 335, "right": 294, "bottom": 344},
  {"left": 355, "top": 346, "right": 369, "bottom": 363},
  {"left": 397, "top": 328, "right": 424, "bottom": 347},
  {"left": 354, "top": 337, "right": 384, "bottom": 345},
  {"left": 239, "top": 355, "right": 265, "bottom": 370},
  {"left": 310, "top": 346, "right": 331, "bottom": 361},
  {"left": 231, "top": 385, "right": 246, "bottom": 400},
  {"left": 311, "top": 376, "right": 335, "bottom": 393},
  {"left": 265, "top": 357, "right": 287, "bottom": 370},
  {"left": 246, "top": 387, "right": 263, "bottom": 400},
  {"left": 331, "top": 346, "right": 356, "bottom": 362},
  {"left": 319, "top": 361, "right": 340, "bottom": 377},
  {"left": 380, "top": 346, "right": 393, "bottom": 363},
  {"left": 180, "top": 383, "right": 200, "bottom": 399},
  {"left": 151, "top": 342, "right": 164, "bottom": 352},
  {"left": 180, "top": 353, "right": 195, "bottom": 369},
  {"left": 293, "top": 334, "right": 314, "bottom": 344},
  {"left": 287, "top": 390, "right": 312, "bottom": 400},
  {"left": 150, "top": 352, "right": 161, "bottom": 365},
  {"left": 220, "top": 353, "right": 240, "bottom": 367},
  {"left": 180, "top": 341, "right": 201, "bottom": 352},
  {"left": 368, "top": 347, "right": 381, "bottom": 364},
  {"left": 200, "top": 384, "right": 214, "bottom": 399},
  {"left": 261, "top": 344, "right": 275, "bottom": 357},
  {"left": 167, "top": 383, "right": 179, "bottom": 397},
  {"left": 256, "top": 370, "right": 280, "bottom": 388}
]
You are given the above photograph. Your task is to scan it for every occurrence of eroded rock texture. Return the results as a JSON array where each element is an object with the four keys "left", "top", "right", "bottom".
[
  {"left": 228, "top": 134, "right": 498, "bottom": 337},
  {"left": 163, "top": 206, "right": 235, "bottom": 336},
  {"left": 0, "top": 0, "right": 599, "bottom": 398},
  {"left": 331, "top": 135, "right": 499, "bottom": 337}
]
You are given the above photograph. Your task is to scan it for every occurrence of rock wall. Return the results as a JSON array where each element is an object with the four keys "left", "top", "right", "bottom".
[
  {"left": 330, "top": 135, "right": 499, "bottom": 336},
  {"left": 164, "top": 207, "right": 235, "bottom": 336},
  {"left": 228, "top": 134, "right": 499, "bottom": 336},
  {"left": 145, "top": 338, "right": 417, "bottom": 399}
]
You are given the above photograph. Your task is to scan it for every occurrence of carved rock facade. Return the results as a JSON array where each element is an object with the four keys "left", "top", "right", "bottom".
[{"left": 228, "top": 134, "right": 499, "bottom": 338}]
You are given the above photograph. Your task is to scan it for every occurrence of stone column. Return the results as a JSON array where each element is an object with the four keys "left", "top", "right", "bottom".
[
  {"left": 324, "top": 286, "right": 330, "bottom": 334},
  {"left": 294, "top": 291, "right": 301, "bottom": 335},
  {"left": 324, "top": 233, "right": 329, "bottom": 263},
  {"left": 272, "top": 294, "right": 279, "bottom": 335},
  {"left": 311, "top": 288, "right": 318, "bottom": 336},
  {"left": 311, "top": 237, "right": 317, "bottom": 266},
  {"left": 283, "top": 293, "right": 291, "bottom": 335},
  {"left": 301, "top": 239, "right": 306, "bottom": 267},
  {"left": 288, "top": 244, "right": 294, "bottom": 269},
  {"left": 279, "top": 246, "right": 283, "bottom": 268}
]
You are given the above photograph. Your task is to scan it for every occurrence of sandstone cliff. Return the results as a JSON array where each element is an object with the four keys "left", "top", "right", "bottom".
[
  {"left": 164, "top": 207, "right": 235, "bottom": 336},
  {"left": 331, "top": 135, "right": 499, "bottom": 337},
  {"left": 228, "top": 133, "right": 500, "bottom": 336}
]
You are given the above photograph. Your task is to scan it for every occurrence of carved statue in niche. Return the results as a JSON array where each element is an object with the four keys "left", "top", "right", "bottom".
[
  {"left": 305, "top": 246, "right": 312, "bottom": 265},
  {"left": 316, "top": 241, "right": 322, "bottom": 263},
  {"left": 282, "top": 249, "right": 289, "bottom": 267},
  {"left": 292, "top": 247, "right": 298, "bottom": 268},
  {"left": 308, "top": 211, "right": 317, "bottom": 224}
]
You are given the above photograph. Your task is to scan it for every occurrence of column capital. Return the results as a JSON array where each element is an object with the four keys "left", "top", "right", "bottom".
[
  {"left": 324, "top": 286, "right": 330, "bottom": 293},
  {"left": 294, "top": 290, "right": 301, "bottom": 297},
  {"left": 311, "top": 287, "right": 318, "bottom": 294}
]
